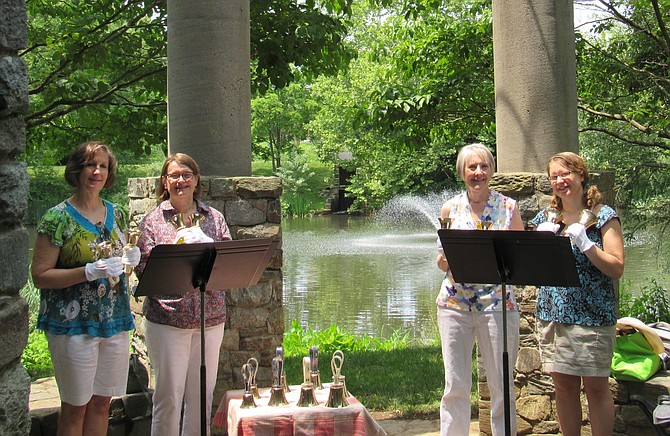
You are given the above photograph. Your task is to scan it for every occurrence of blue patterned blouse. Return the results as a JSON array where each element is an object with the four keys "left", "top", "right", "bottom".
[
  {"left": 531, "top": 204, "right": 619, "bottom": 326},
  {"left": 36, "top": 200, "right": 135, "bottom": 337}
]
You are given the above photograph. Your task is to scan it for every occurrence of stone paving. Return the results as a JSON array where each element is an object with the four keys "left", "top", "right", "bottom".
[{"left": 29, "top": 377, "right": 479, "bottom": 435}]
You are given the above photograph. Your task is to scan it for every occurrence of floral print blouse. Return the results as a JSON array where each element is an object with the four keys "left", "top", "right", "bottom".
[
  {"left": 36, "top": 200, "right": 135, "bottom": 337},
  {"left": 436, "top": 190, "right": 518, "bottom": 312},
  {"left": 531, "top": 204, "right": 619, "bottom": 326},
  {"left": 136, "top": 200, "right": 231, "bottom": 329}
]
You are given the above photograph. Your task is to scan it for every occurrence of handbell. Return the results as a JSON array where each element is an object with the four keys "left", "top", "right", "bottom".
[
  {"left": 240, "top": 392, "right": 257, "bottom": 409},
  {"left": 544, "top": 207, "right": 563, "bottom": 224},
  {"left": 438, "top": 217, "right": 454, "bottom": 229},
  {"left": 578, "top": 209, "right": 598, "bottom": 229},
  {"left": 296, "top": 382, "right": 319, "bottom": 407},
  {"left": 123, "top": 221, "right": 141, "bottom": 275},
  {"left": 267, "top": 385, "right": 289, "bottom": 407},
  {"left": 325, "top": 383, "right": 349, "bottom": 408},
  {"left": 477, "top": 220, "right": 494, "bottom": 230}
]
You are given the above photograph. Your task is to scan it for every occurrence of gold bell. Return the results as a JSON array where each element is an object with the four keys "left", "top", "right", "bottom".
[
  {"left": 477, "top": 221, "right": 494, "bottom": 230},
  {"left": 334, "top": 375, "right": 350, "bottom": 398},
  {"left": 268, "top": 386, "right": 289, "bottom": 407},
  {"left": 296, "top": 382, "right": 318, "bottom": 407},
  {"left": 544, "top": 207, "right": 563, "bottom": 224},
  {"left": 310, "top": 371, "right": 323, "bottom": 390},
  {"left": 251, "top": 384, "right": 260, "bottom": 400},
  {"left": 240, "top": 392, "right": 256, "bottom": 409},
  {"left": 325, "top": 383, "right": 349, "bottom": 408},
  {"left": 438, "top": 217, "right": 454, "bottom": 229},
  {"left": 578, "top": 209, "right": 598, "bottom": 229}
]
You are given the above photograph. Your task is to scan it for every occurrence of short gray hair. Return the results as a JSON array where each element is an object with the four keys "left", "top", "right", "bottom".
[{"left": 455, "top": 143, "right": 496, "bottom": 181}]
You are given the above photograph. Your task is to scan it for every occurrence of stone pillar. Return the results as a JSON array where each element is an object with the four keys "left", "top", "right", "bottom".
[
  {"left": 127, "top": 175, "right": 282, "bottom": 434},
  {"left": 492, "top": 0, "right": 579, "bottom": 173},
  {"left": 167, "top": 0, "right": 252, "bottom": 177},
  {"left": 0, "top": 0, "right": 31, "bottom": 434}
]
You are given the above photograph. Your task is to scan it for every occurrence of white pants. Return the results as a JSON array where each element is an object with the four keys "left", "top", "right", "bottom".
[
  {"left": 437, "top": 307, "right": 520, "bottom": 436},
  {"left": 145, "top": 320, "right": 225, "bottom": 436}
]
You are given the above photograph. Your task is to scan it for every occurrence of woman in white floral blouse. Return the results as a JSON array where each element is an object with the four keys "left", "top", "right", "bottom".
[{"left": 435, "top": 143, "right": 524, "bottom": 436}]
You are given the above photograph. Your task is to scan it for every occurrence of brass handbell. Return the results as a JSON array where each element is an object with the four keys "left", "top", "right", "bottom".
[
  {"left": 438, "top": 217, "right": 454, "bottom": 229},
  {"left": 477, "top": 220, "right": 494, "bottom": 230},
  {"left": 247, "top": 357, "right": 260, "bottom": 399},
  {"left": 326, "top": 351, "right": 349, "bottom": 408},
  {"left": 578, "top": 209, "right": 598, "bottom": 229},
  {"left": 268, "top": 357, "right": 288, "bottom": 407},
  {"left": 309, "top": 346, "right": 323, "bottom": 390},
  {"left": 240, "top": 363, "right": 256, "bottom": 409},
  {"left": 332, "top": 351, "right": 350, "bottom": 398},
  {"left": 544, "top": 207, "right": 563, "bottom": 224},
  {"left": 276, "top": 346, "right": 291, "bottom": 393},
  {"left": 296, "top": 382, "right": 319, "bottom": 407},
  {"left": 98, "top": 240, "right": 121, "bottom": 292},
  {"left": 123, "top": 221, "right": 141, "bottom": 276}
]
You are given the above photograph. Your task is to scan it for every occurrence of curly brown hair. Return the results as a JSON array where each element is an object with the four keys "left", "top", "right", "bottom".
[{"left": 548, "top": 152, "right": 602, "bottom": 210}]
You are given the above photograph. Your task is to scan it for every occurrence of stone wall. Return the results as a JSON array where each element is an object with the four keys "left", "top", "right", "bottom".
[
  {"left": 476, "top": 171, "right": 669, "bottom": 435},
  {"left": 0, "top": 0, "right": 32, "bottom": 435},
  {"left": 127, "top": 175, "right": 282, "bottom": 432}
]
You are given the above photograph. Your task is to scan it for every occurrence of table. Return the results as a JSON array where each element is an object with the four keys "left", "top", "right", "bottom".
[{"left": 213, "top": 384, "right": 387, "bottom": 435}]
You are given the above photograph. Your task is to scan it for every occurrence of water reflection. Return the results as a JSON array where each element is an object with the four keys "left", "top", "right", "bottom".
[
  {"left": 282, "top": 215, "right": 443, "bottom": 341},
  {"left": 282, "top": 214, "right": 670, "bottom": 342}
]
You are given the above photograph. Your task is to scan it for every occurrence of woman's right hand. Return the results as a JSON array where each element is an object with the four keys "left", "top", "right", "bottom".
[{"left": 85, "top": 257, "right": 123, "bottom": 281}]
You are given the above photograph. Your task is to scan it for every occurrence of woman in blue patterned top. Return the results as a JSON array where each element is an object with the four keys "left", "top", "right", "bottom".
[
  {"left": 531, "top": 152, "right": 624, "bottom": 436},
  {"left": 31, "top": 141, "right": 140, "bottom": 436}
]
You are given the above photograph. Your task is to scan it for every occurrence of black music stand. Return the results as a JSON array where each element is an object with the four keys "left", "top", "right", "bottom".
[
  {"left": 438, "top": 229, "right": 580, "bottom": 436},
  {"left": 134, "top": 237, "right": 279, "bottom": 436}
]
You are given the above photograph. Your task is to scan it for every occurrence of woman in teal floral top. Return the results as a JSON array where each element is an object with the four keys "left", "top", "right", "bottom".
[
  {"left": 31, "top": 141, "right": 140, "bottom": 436},
  {"left": 531, "top": 152, "right": 624, "bottom": 436}
]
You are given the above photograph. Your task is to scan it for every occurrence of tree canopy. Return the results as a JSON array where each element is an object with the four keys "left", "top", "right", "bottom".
[{"left": 22, "top": 0, "right": 355, "bottom": 164}]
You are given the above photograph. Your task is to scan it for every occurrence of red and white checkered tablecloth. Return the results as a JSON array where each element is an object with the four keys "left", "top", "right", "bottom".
[{"left": 213, "top": 384, "right": 387, "bottom": 436}]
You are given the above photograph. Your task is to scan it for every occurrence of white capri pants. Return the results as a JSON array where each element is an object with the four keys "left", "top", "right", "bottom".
[
  {"left": 47, "top": 331, "right": 130, "bottom": 406},
  {"left": 437, "top": 307, "right": 520, "bottom": 436},
  {"left": 145, "top": 320, "right": 225, "bottom": 436}
]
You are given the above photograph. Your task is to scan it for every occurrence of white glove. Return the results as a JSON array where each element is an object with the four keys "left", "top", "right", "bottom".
[
  {"left": 564, "top": 223, "right": 595, "bottom": 253},
  {"left": 122, "top": 246, "right": 141, "bottom": 267},
  {"left": 536, "top": 222, "right": 560, "bottom": 233},
  {"left": 85, "top": 257, "right": 124, "bottom": 281},
  {"left": 174, "top": 227, "right": 214, "bottom": 244}
]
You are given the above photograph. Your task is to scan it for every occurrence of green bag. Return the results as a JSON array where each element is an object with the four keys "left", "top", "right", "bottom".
[{"left": 611, "top": 331, "right": 662, "bottom": 381}]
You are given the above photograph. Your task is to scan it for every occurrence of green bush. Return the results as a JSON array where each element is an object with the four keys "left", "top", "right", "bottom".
[{"left": 619, "top": 278, "right": 670, "bottom": 323}]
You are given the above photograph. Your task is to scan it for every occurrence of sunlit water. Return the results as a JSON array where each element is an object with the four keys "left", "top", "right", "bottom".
[{"left": 282, "top": 199, "right": 669, "bottom": 342}]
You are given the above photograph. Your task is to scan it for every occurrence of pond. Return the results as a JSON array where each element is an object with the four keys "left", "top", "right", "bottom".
[{"left": 282, "top": 205, "right": 670, "bottom": 342}]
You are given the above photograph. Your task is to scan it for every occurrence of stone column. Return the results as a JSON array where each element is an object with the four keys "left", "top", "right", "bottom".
[
  {"left": 492, "top": 0, "right": 579, "bottom": 172},
  {"left": 167, "top": 0, "right": 252, "bottom": 176},
  {"left": 0, "top": 0, "right": 31, "bottom": 434}
]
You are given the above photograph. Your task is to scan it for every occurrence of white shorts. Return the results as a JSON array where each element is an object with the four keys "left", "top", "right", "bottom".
[{"left": 46, "top": 331, "right": 130, "bottom": 406}]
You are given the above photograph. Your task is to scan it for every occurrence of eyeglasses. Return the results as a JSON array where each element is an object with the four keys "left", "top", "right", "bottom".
[
  {"left": 549, "top": 171, "right": 573, "bottom": 182},
  {"left": 166, "top": 172, "right": 195, "bottom": 182}
]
